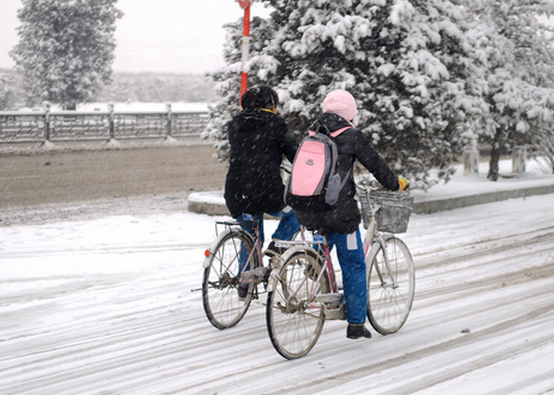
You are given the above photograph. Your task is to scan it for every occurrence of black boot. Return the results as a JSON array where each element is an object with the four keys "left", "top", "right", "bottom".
[
  {"left": 346, "top": 323, "right": 372, "bottom": 339},
  {"left": 238, "top": 285, "right": 249, "bottom": 301}
]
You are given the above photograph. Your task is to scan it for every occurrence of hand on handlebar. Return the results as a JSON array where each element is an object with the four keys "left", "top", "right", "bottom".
[{"left": 397, "top": 177, "right": 410, "bottom": 193}]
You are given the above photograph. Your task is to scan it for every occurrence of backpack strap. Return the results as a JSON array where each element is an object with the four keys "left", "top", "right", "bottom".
[
  {"left": 308, "top": 126, "right": 352, "bottom": 137},
  {"left": 330, "top": 126, "right": 351, "bottom": 137}
]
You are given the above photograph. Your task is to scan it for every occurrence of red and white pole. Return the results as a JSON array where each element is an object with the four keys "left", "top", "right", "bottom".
[{"left": 237, "top": 0, "right": 251, "bottom": 104}]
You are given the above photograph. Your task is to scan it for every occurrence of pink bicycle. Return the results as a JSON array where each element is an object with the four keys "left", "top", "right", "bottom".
[{"left": 265, "top": 184, "right": 415, "bottom": 359}]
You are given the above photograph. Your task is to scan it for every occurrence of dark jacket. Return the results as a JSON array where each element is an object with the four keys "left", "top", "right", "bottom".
[
  {"left": 224, "top": 109, "right": 298, "bottom": 218},
  {"left": 295, "top": 113, "right": 399, "bottom": 234}
]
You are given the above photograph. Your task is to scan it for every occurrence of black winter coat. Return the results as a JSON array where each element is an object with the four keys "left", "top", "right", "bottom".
[
  {"left": 224, "top": 109, "right": 298, "bottom": 218},
  {"left": 295, "top": 113, "right": 399, "bottom": 234}
]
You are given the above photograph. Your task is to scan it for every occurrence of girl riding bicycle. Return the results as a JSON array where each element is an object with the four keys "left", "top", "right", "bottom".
[{"left": 292, "top": 89, "right": 409, "bottom": 339}]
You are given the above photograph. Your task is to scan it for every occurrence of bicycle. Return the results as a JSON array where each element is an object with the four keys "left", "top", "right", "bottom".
[
  {"left": 265, "top": 184, "right": 415, "bottom": 359},
  {"left": 202, "top": 213, "right": 302, "bottom": 329},
  {"left": 202, "top": 213, "right": 270, "bottom": 329}
]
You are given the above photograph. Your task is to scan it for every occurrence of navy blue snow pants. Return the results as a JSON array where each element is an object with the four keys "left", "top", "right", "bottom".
[{"left": 325, "top": 229, "right": 367, "bottom": 324}]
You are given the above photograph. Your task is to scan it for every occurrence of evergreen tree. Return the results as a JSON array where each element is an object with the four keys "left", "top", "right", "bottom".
[
  {"left": 10, "top": 0, "right": 123, "bottom": 110},
  {"left": 465, "top": 0, "right": 554, "bottom": 180},
  {"left": 208, "top": 0, "right": 488, "bottom": 189},
  {"left": 0, "top": 72, "right": 15, "bottom": 111}
]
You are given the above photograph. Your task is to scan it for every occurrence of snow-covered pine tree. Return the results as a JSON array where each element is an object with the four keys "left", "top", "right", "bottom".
[
  {"left": 10, "top": 0, "right": 123, "bottom": 110},
  {"left": 465, "top": 0, "right": 554, "bottom": 180},
  {"left": 0, "top": 72, "right": 15, "bottom": 111},
  {"left": 208, "top": 0, "right": 488, "bottom": 189},
  {"left": 0, "top": 69, "right": 25, "bottom": 110}
]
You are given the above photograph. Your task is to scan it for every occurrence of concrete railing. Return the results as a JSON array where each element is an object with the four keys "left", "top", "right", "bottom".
[{"left": 0, "top": 102, "right": 209, "bottom": 144}]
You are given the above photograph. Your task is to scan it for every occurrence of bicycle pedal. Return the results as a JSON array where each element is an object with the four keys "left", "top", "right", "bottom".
[
  {"left": 241, "top": 267, "right": 269, "bottom": 284},
  {"left": 324, "top": 304, "right": 347, "bottom": 320},
  {"left": 315, "top": 292, "right": 344, "bottom": 305}
]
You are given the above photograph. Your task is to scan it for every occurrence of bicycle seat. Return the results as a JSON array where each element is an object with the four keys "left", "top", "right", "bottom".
[{"left": 215, "top": 219, "right": 241, "bottom": 227}]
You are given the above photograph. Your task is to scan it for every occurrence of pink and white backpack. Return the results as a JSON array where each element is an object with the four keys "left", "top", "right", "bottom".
[{"left": 285, "top": 124, "right": 351, "bottom": 211}]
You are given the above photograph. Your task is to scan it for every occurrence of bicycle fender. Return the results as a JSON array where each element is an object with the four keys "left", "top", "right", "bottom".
[
  {"left": 203, "top": 228, "right": 235, "bottom": 268},
  {"left": 364, "top": 238, "right": 383, "bottom": 275},
  {"left": 364, "top": 235, "right": 400, "bottom": 277},
  {"left": 266, "top": 246, "right": 319, "bottom": 292},
  {"left": 280, "top": 245, "right": 319, "bottom": 264}
]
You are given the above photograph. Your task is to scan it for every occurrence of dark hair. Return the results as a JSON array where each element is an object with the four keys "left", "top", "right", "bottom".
[{"left": 240, "top": 86, "right": 279, "bottom": 110}]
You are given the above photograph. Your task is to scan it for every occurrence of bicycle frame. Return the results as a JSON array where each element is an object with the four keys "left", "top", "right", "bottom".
[
  {"left": 314, "top": 240, "right": 339, "bottom": 292},
  {"left": 265, "top": 183, "right": 415, "bottom": 358},
  {"left": 242, "top": 220, "right": 264, "bottom": 281},
  {"left": 268, "top": 186, "right": 399, "bottom": 319},
  {"left": 267, "top": 236, "right": 344, "bottom": 320}
]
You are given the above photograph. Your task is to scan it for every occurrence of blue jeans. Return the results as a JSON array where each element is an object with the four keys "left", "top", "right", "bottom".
[
  {"left": 235, "top": 206, "right": 300, "bottom": 246},
  {"left": 235, "top": 207, "right": 300, "bottom": 273},
  {"left": 325, "top": 230, "right": 367, "bottom": 324}
]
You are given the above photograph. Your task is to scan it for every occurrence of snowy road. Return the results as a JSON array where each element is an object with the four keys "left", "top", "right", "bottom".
[{"left": 1, "top": 193, "right": 553, "bottom": 394}]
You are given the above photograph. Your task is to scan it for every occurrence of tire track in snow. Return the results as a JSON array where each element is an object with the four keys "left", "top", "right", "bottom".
[{"left": 1, "top": 195, "right": 554, "bottom": 394}]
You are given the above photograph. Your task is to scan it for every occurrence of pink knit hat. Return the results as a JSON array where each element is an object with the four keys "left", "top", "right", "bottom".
[{"left": 323, "top": 89, "right": 358, "bottom": 122}]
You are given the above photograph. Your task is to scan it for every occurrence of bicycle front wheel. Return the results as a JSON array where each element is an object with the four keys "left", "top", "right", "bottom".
[
  {"left": 202, "top": 228, "right": 258, "bottom": 329},
  {"left": 366, "top": 236, "right": 415, "bottom": 335},
  {"left": 266, "top": 250, "right": 329, "bottom": 359}
]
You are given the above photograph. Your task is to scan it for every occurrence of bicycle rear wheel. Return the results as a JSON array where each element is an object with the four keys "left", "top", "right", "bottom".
[
  {"left": 366, "top": 236, "right": 415, "bottom": 335},
  {"left": 202, "top": 228, "right": 258, "bottom": 329},
  {"left": 266, "top": 250, "right": 329, "bottom": 359}
]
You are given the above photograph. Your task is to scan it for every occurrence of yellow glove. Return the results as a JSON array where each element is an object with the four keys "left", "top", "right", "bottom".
[{"left": 397, "top": 177, "right": 410, "bottom": 193}]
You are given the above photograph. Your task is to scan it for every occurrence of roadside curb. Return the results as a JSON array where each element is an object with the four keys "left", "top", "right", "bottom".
[
  {"left": 188, "top": 183, "right": 554, "bottom": 217},
  {"left": 187, "top": 193, "right": 229, "bottom": 216},
  {"left": 412, "top": 184, "right": 554, "bottom": 214}
]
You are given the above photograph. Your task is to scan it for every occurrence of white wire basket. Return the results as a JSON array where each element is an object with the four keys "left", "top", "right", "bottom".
[{"left": 368, "top": 191, "right": 414, "bottom": 233}]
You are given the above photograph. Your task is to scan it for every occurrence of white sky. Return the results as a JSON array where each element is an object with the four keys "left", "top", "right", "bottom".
[{"left": 0, "top": 0, "right": 271, "bottom": 74}]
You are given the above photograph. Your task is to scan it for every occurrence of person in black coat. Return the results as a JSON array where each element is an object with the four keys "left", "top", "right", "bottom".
[
  {"left": 224, "top": 86, "right": 300, "bottom": 257},
  {"left": 294, "top": 112, "right": 400, "bottom": 234},
  {"left": 293, "top": 89, "right": 409, "bottom": 340}
]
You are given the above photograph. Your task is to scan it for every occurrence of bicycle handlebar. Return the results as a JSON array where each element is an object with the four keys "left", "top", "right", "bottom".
[{"left": 355, "top": 181, "right": 384, "bottom": 194}]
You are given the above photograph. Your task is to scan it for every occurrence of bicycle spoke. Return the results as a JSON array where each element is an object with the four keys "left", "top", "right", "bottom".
[
  {"left": 367, "top": 237, "right": 415, "bottom": 334},
  {"left": 202, "top": 229, "right": 256, "bottom": 329},
  {"left": 266, "top": 251, "right": 328, "bottom": 359}
]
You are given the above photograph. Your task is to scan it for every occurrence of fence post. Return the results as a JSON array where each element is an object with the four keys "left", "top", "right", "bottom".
[
  {"left": 108, "top": 102, "right": 115, "bottom": 140},
  {"left": 165, "top": 102, "right": 172, "bottom": 139},
  {"left": 42, "top": 101, "right": 51, "bottom": 144},
  {"left": 512, "top": 145, "right": 527, "bottom": 173}
]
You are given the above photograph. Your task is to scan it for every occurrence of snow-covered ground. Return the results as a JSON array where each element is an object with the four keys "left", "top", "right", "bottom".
[
  {"left": 1, "top": 159, "right": 553, "bottom": 394},
  {"left": 409, "top": 156, "right": 554, "bottom": 202}
]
